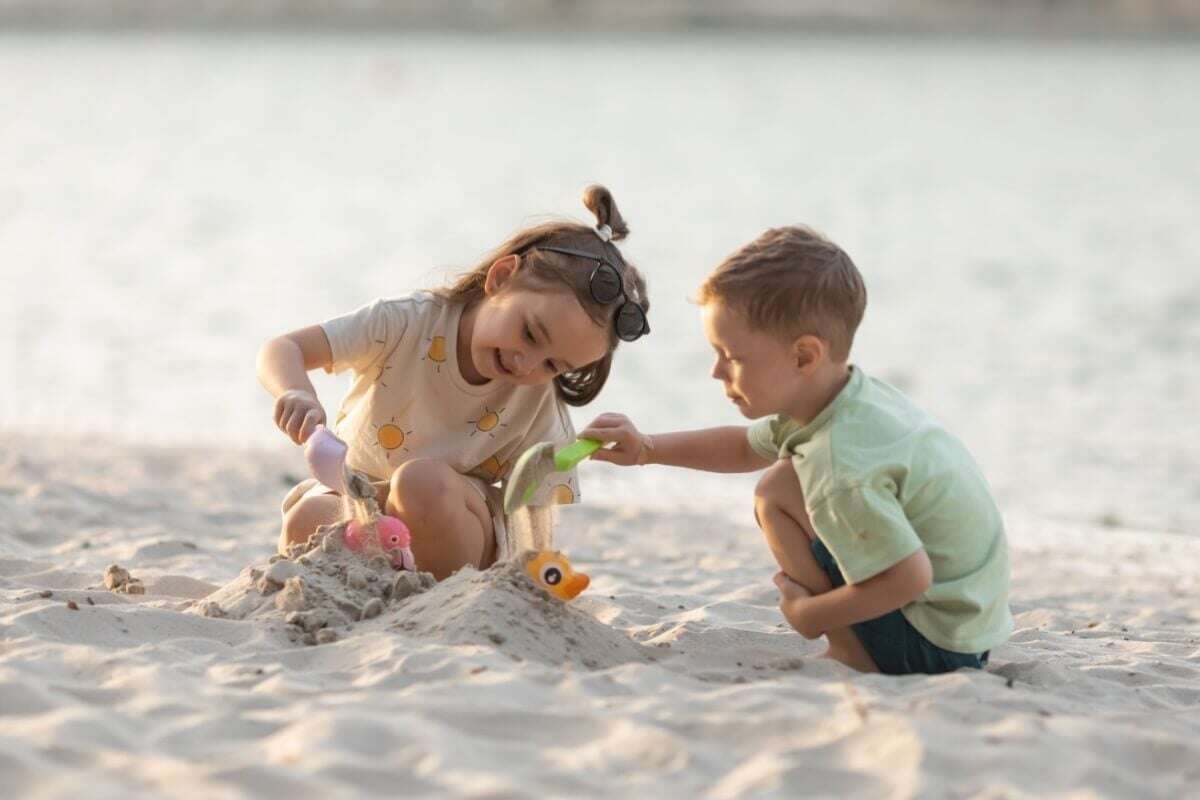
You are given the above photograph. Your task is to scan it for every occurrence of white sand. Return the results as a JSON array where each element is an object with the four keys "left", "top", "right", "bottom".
[{"left": 2, "top": 432, "right": 1199, "bottom": 798}]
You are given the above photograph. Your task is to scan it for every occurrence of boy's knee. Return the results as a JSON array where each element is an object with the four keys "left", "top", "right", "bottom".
[{"left": 754, "top": 459, "right": 802, "bottom": 507}]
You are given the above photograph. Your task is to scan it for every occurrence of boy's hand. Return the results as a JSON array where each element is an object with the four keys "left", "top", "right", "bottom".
[
  {"left": 274, "top": 389, "right": 326, "bottom": 445},
  {"left": 774, "top": 572, "right": 821, "bottom": 639},
  {"left": 579, "top": 413, "right": 654, "bottom": 466}
]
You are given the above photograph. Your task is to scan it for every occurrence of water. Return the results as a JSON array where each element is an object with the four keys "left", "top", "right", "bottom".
[{"left": 1, "top": 32, "right": 1198, "bottom": 533}]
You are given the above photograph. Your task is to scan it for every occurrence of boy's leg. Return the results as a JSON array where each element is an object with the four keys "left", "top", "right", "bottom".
[
  {"left": 385, "top": 459, "right": 497, "bottom": 581},
  {"left": 754, "top": 460, "right": 878, "bottom": 673}
]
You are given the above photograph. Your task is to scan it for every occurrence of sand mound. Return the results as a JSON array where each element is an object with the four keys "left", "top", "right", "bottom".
[
  {"left": 191, "top": 523, "right": 652, "bottom": 667},
  {"left": 385, "top": 560, "right": 655, "bottom": 669},
  {"left": 191, "top": 523, "right": 435, "bottom": 645}
]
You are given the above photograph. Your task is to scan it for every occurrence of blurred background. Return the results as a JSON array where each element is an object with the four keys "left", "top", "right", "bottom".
[{"left": 1, "top": 2, "right": 1197, "bottom": 534}]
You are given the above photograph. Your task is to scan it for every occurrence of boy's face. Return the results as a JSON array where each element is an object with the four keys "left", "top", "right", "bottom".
[{"left": 701, "top": 301, "right": 807, "bottom": 420}]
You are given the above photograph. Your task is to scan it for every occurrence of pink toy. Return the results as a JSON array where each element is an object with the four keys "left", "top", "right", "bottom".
[
  {"left": 305, "top": 425, "right": 350, "bottom": 494},
  {"left": 344, "top": 515, "right": 416, "bottom": 571},
  {"left": 305, "top": 425, "right": 416, "bottom": 571}
]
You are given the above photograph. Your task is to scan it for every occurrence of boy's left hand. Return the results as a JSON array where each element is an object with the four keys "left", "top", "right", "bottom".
[{"left": 773, "top": 571, "right": 821, "bottom": 639}]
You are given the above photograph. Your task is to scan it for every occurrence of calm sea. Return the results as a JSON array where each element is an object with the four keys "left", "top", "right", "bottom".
[{"left": 1, "top": 32, "right": 1197, "bottom": 533}]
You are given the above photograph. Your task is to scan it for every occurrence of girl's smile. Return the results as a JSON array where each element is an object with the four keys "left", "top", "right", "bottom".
[{"left": 459, "top": 281, "right": 610, "bottom": 388}]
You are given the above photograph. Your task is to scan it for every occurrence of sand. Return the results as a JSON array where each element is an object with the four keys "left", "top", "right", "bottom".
[{"left": 2, "top": 432, "right": 1199, "bottom": 798}]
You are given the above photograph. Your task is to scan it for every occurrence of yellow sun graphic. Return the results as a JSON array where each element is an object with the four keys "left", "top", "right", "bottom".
[
  {"left": 423, "top": 336, "right": 447, "bottom": 372},
  {"left": 373, "top": 337, "right": 397, "bottom": 386},
  {"left": 467, "top": 406, "right": 506, "bottom": 438},
  {"left": 551, "top": 483, "right": 576, "bottom": 505},
  {"left": 374, "top": 417, "right": 413, "bottom": 453},
  {"left": 477, "top": 455, "right": 511, "bottom": 481}
]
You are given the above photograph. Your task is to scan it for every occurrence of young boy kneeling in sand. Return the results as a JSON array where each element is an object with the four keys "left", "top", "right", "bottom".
[{"left": 582, "top": 227, "right": 1012, "bottom": 674}]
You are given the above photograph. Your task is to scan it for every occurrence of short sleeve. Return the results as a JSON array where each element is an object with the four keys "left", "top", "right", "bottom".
[
  {"left": 747, "top": 414, "right": 784, "bottom": 460},
  {"left": 501, "top": 398, "right": 582, "bottom": 507},
  {"left": 808, "top": 483, "right": 923, "bottom": 584},
  {"left": 321, "top": 298, "right": 410, "bottom": 376}
]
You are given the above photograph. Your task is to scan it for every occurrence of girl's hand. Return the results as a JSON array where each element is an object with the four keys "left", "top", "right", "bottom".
[
  {"left": 274, "top": 389, "right": 326, "bottom": 445},
  {"left": 579, "top": 413, "right": 654, "bottom": 467}
]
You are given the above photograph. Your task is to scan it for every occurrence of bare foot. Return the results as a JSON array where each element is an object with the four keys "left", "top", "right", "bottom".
[{"left": 820, "top": 644, "right": 880, "bottom": 673}]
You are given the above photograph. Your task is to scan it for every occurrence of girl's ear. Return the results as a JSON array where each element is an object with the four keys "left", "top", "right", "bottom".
[
  {"left": 793, "top": 334, "right": 826, "bottom": 374},
  {"left": 483, "top": 255, "right": 521, "bottom": 296}
]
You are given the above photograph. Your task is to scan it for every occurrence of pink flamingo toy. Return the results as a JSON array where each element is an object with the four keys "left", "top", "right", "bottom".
[{"left": 305, "top": 425, "right": 416, "bottom": 571}]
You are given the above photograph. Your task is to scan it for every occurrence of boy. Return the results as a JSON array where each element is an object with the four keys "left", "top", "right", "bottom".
[{"left": 581, "top": 227, "right": 1011, "bottom": 674}]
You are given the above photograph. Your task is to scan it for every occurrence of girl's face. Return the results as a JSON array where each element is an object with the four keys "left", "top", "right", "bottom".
[{"left": 459, "top": 258, "right": 610, "bottom": 387}]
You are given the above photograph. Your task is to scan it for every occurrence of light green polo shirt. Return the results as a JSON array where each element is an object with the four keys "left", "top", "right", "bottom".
[{"left": 748, "top": 366, "right": 1012, "bottom": 654}]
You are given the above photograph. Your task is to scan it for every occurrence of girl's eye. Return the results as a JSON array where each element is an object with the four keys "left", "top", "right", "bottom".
[
  {"left": 545, "top": 360, "right": 557, "bottom": 374},
  {"left": 524, "top": 325, "right": 536, "bottom": 343}
]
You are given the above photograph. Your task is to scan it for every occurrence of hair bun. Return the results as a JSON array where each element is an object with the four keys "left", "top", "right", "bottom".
[{"left": 581, "top": 184, "right": 629, "bottom": 242}]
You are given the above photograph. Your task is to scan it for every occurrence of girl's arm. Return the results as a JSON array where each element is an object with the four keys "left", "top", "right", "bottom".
[
  {"left": 257, "top": 325, "right": 334, "bottom": 444},
  {"left": 581, "top": 414, "right": 773, "bottom": 474}
]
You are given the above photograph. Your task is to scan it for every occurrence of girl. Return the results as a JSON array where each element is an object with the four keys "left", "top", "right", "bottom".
[{"left": 256, "top": 186, "right": 649, "bottom": 580}]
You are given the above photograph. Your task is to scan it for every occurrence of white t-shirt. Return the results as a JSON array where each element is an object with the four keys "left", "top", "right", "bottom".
[{"left": 320, "top": 292, "right": 580, "bottom": 507}]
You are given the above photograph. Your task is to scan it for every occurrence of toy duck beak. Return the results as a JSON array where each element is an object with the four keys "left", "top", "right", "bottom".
[{"left": 560, "top": 572, "right": 589, "bottom": 600}]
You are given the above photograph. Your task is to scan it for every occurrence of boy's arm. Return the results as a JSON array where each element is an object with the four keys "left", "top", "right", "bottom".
[
  {"left": 644, "top": 426, "right": 774, "bottom": 473},
  {"left": 778, "top": 548, "right": 934, "bottom": 639},
  {"left": 256, "top": 325, "right": 334, "bottom": 444},
  {"left": 581, "top": 414, "right": 773, "bottom": 474}
]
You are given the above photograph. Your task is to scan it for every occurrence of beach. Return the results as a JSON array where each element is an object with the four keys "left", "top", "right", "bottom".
[
  {"left": 1, "top": 433, "right": 1198, "bottom": 797},
  {"left": 2, "top": 29, "right": 1199, "bottom": 798}
]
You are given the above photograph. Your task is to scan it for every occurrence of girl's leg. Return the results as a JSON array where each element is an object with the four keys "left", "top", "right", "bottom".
[
  {"left": 385, "top": 459, "right": 497, "bottom": 581},
  {"left": 279, "top": 490, "right": 343, "bottom": 554},
  {"left": 754, "top": 459, "right": 878, "bottom": 673}
]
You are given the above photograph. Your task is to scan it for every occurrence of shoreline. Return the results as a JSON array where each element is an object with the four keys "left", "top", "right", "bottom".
[{"left": 1, "top": 1, "right": 1199, "bottom": 37}]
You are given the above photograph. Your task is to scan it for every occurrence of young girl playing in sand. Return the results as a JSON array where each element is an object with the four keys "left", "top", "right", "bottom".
[{"left": 257, "top": 186, "right": 649, "bottom": 580}]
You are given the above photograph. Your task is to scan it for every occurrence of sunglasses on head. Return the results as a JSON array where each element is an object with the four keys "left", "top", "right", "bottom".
[{"left": 535, "top": 245, "right": 650, "bottom": 342}]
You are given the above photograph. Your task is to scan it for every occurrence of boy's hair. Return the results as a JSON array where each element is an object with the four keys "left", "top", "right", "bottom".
[
  {"left": 697, "top": 226, "right": 866, "bottom": 361},
  {"left": 433, "top": 185, "right": 649, "bottom": 407}
]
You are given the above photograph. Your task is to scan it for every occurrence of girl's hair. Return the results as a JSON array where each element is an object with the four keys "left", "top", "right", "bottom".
[{"left": 433, "top": 185, "right": 649, "bottom": 406}]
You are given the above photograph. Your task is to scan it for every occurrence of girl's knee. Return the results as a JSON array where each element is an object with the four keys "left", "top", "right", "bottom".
[{"left": 388, "top": 459, "right": 458, "bottom": 509}]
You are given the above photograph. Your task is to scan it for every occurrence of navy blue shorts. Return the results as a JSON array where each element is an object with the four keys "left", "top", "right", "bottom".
[{"left": 810, "top": 538, "right": 989, "bottom": 676}]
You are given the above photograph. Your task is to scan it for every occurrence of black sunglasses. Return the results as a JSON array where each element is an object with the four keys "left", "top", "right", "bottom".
[{"left": 535, "top": 245, "right": 650, "bottom": 342}]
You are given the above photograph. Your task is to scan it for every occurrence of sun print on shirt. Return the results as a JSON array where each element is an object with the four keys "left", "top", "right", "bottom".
[
  {"left": 550, "top": 480, "right": 576, "bottom": 505},
  {"left": 468, "top": 406, "right": 507, "bottom": 438},
  {"left": 374, "top": 416, "right": 413, "bottom": 462},
  {"left": 476, "top": 454, "right": 511, "bottom": 482},
  {"left": 422, "top": 335, "right": 447, "bottom": 373},
  {"left": 372, "top": 337, "right": 403, "bottom": 388}
]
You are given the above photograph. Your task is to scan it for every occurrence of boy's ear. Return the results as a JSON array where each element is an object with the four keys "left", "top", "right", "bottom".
[
  {"left": 483, "top": 255, "right": 521, "bottom": 296},
  {"left": 792, "top": 334, "right": 826, "bottom": 373}
]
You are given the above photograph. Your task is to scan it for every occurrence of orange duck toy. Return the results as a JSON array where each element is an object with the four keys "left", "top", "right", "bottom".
[{"left": 524, "top": 551, "right": 589, "bottom": 601}]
